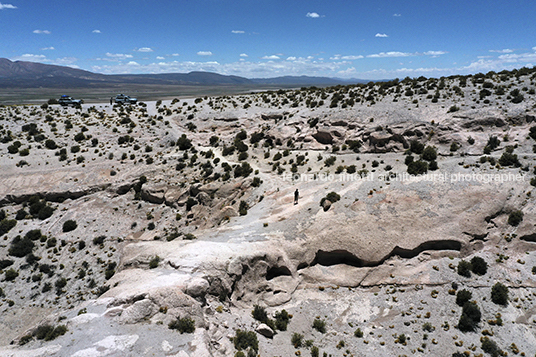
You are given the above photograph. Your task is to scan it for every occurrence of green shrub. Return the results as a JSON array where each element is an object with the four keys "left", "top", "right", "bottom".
[
  {"left": 62, "top": 220, "right": 77, "bottom": 232},
  {"left": 45, "top": 139, "right": 57, "bottom": 150},
  {"left": 508, "top": 210, "right": 523, "bottom": 226},
  {"left": 93, "top": 235, "right": 106, "bottom": 245},
  {"left": 274, "top": 309, "right": 291, "bottom": 331},
  {"left": 470, "top": 256, "right": 488, "bottom": 275},
  {"left": 324, "top": 156, "right": 336, "bottom": 167},
  {"left": 234, "top": 162, "right": 253, "bottom": 178},
  {"left": 311, "top": 345, "right": 319, "bottom": 357},
  {"left": 456, "top": 289, "right": 472, "bottom": 306},
  {"left": 320, "top": 192, "right": 341, "bottom": 208},
  {"left": 9, "top": 236, "right": 35, "bottom": 257},
  {"left": 25, "top": 229, "right": 42, "bottom": 241},
  {"left": 184, "top": 233, "right": 197, "bottom": 240},
  {"left": 239, "top": 201, "right": 249, "bottom": 216},
  {"left": 177, "top": 134, "right": 192, "bottom": 150},
  {"left": 34, "top": 324, "right": 67, "bottom": 341},
  {"left": 0, "top": 219, "right": 17, "bottom": 236},
  {"left": 291, "top": 332, "right": 303, "bottom": 348},
  {"left": 252, "top": 305, "right": 268, "bottom": 323},
  {"left": 491, "top": 282, "right": 508, "bottom": 305},
  {"left": 407, "top": 160, "right": 428, "bottom": 175},
  {"left": 168, "top": 316, "right": 196, "bottom": 334},
  {"left": 0, "top": 259, "right": 14, "bottom": 270},
  {"left": 498, "top": 152, "right": 520, "bottom": 167},
  {"left": 481, "top": 337, "right": 502, "bottom": 357},
  {"left": 422, "top": 322, "right": 435, "bottom": 332},
  {"left": 354, "top": 327, "right": 363, "bottom": 338},
  {"left": 457, "top": 260, "right": 472, "bottom": 277},
  {"left": 234, "top": 329, "right": 258, "bottom": 352},
  {"left": 55, "top": 277, "right": 67, "bottom": 294},
  {"left": 149, "top": 256, "right": 160, "bottom": 269},
  {"left": 312, "top": 318, "right": 326, "bottom": 333},
  {"left": 422, "top": 146, "right": 437, "bottom": 161},
  {"left": 410, "top": 140, "right": 424, "bottom": 154},
  {"left": 4, "top": 268, "right": 19, "bottom": 281}
]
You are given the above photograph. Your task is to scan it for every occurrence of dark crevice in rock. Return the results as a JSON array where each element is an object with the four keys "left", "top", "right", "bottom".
[
  {"left": 300, "top": 239, "right": 463, "bottom": 269},
  {"left": 485, "top": 209, "right": 503, "bottom": 223},
  {"left": 0, "top": 184, "right": 112, "bottom": 206},
  {"left": 520, "top": 233, "right": 536, "bottom": 242},
  {"left": 266, "top": 265, "right": 292, "bottom": 280},
  {"left": 310, "top": 249, "right": 366, "bottom": 268},
  {"left": 463, "top": 232, "right": 489, "bottom": 242}
]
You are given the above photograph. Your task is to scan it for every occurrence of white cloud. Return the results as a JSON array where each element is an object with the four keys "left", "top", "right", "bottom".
[
  {"left": 104, "top": 53, "right": 134, "bottom": 60},
  {"left": 262, "top": 55, "right": 280, "bottom": 60},
  {"left": 41, "top": 47, "right": 55, "bottom": 51},
  {"left": 331, "top": 54, "right": 364, "bottom": 60},
  {"left": 232, "top": 30, "right": 245, "bottom": 34},
  {"left": 338, "top": 67, "right": 357, "bottom": 75},
  {"left": 13, "top": 54, "right": 47, "bottom": 62},
  {"left": 127, "top": 61, "right": 140, "bottom": 66},
  {"left": 197, "top": 51, "right": 213, "bottom": 56},
  {"left": 240, "top": 53, "right": 248, "bottom": 57},
  {"left": 172, "top": 53, "right": 180, "bottom": 57},
  {"left": 489, "top": 49, "right": 513, "bottom": 53},
  {"left": 287, "top": 56, "right": 297, "bottom": 61},
  {"left": 393, "top": 13, "right": 401, "bottom": 17},
  {"left": 92, "top": 30, "right": 101, "bottom": 34},
  {"left": 33, "top": 30, "right": 51, "bottom": 35},
  {"left": 424, "top": 51, "right": 447, "bottom": 56},
  {"left": 306, "top": 12, "right": 320, "bottom": 18},
  {"left": 90, "top": 57, "right": 344, "bottom": 78},
  {"left": 137, "top": 47, "right": 153, "bottom": 52},
  {"left": 375, "top": 33, "right": 388, "bottom": 38},
  {"left": 0, "top": 3, "right": 16, "bottom": 9},
  {"left": 367, "top": 51, "right": 413, "bottom": 58},
  {"left": 156, "top": 56, "right": 165, "bottom": 60}
]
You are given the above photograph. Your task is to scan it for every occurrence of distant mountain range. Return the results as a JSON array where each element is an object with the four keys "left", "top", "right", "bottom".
[{"left": 0, "top": 58, "right": 367, "bottom": 88}]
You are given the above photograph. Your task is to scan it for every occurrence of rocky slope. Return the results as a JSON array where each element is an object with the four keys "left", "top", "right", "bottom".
[{"left": 1, "top": 69, "right": 536, "bottom": 356}]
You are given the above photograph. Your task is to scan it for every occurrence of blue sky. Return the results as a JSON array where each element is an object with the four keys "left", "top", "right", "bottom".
[{"left": 2, "top": 0, "right": 536, "bottom": 80}]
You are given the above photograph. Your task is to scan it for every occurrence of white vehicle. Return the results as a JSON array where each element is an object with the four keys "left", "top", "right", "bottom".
[{"left": 113, "top": 94, "right": 137, "bottom": 104}]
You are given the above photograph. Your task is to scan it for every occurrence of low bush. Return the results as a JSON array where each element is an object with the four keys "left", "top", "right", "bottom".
[
  {"left": 458, "top": 301, "right": 481, "bottom": 332},
  {"left": 62, "top": 220, "right": 77, "bottom": 232},
  {"left": 291, "top": 332, "right": 303, "bottom": 348},
  {"left": 239, "top": 201, "right": 249, "bottom": 216},
  {"left": 456, "top": 289, "right": 472, "bottom": 306},
  {"left": 149, "top": 256, "right": 160, "bottom": 269},
  {"left": 491, "top": 282, "right": 508, "bottom": 305},
  {"left": 312, "top": 317, "right": 326, "bottom": 333},
  {"left": 457, "top": 260, "right": 472, "bottom": 277},
  {"left": 0, "top": 259, "right": 14, "bottom": 270},
  {"left": 34, "top": 324, "right": 67, "bottom": 341},
  {"left": 4, "top": 268, "right": 19, "bottom": 281},
  {"left": 508, "top": 210, "right": 523, "bottom": 226},
  {"left": 93, "top": 235, "right": 106, "bottom": 245},
  {"left": 0, "top": 218, "right": 17, "bottom": 236},
  {"left": 481, "top": 337, "right": 502, "bottom": 357},
  {"left": 168, "top": 316, "right": 196, "bottom": 334},
  {"left": 234, "top": 329, "right": 258, "bottom": 352},
  {"left": 470, "top": 256, "right": 488, "bottom": 275},
  {"left": 274, "top": 309, "right": 291, "bottom": 331},
  {"left": 252, "top": 305, "right": 268, "bottom": 323},
  {"left": 8, "top": 236, "right": 35, "bottom": 257}
]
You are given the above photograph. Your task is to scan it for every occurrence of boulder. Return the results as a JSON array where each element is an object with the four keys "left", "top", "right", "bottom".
[
  {"left": 141, "top": 185, "right": 166, "bottom": 204},
  {"left": 186, "top": 277, "right": 210, "bottom": 298},
  {"left": 256, "top": 323, "right": 275, "bottom": 338},
  {"left": 312, "top": 131, "right": 333, "bottom": 145}
]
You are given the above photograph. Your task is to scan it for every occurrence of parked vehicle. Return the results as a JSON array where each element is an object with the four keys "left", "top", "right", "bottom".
[
  {"left": 113, "top": 94, "right": 137, "bottom": 104},
  {"left": 58, "top": 95, "right": 83, "bottom": 106}
]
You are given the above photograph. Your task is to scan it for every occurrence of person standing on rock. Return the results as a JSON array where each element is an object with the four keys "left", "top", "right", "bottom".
[{"left": 294, "top": 189, "right": 299, "bottom": 205}]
